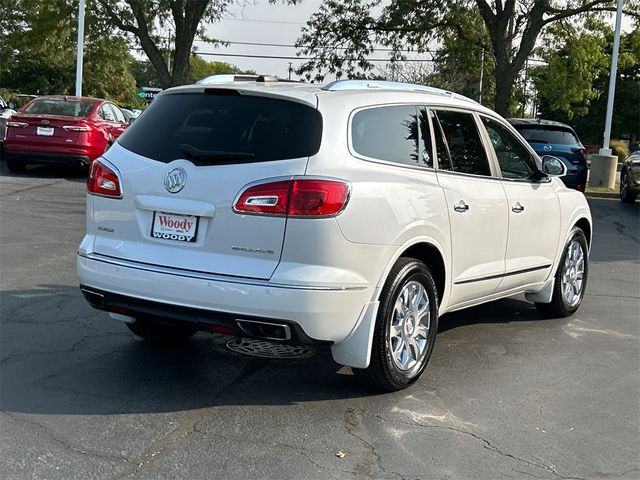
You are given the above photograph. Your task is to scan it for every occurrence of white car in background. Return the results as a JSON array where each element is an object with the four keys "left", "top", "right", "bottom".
[{"left": 78, "top": 78, "right": 591, "bottom": 391}]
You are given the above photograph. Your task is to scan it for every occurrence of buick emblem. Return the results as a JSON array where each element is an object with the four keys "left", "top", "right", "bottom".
[
  {"left": 41, "top": 119, "right": 50, "bottom": 124},
  {"left": 164, "top": 167, "right": 187, "bottom": 194}
]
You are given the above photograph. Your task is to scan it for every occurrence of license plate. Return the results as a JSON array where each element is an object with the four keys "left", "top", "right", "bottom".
[
  {"left": 151, "top": 212, "right": 198, "bottom": 243},
  {"left": 36, "top": 126, "right": 54, "bottom": 136}
]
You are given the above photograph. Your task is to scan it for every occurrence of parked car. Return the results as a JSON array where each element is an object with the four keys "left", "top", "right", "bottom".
[
  {"left": 78, "top": 79, "right": 592, "bottom": 391},
  {"left": 620, "top": 150, "right": 640, "bottom": 203},
  {"left": 508, "top": 118, "right": 588, "bottom": 192},
  {"left": 4, "top": 95, "right": 129, "bottom": 172}
]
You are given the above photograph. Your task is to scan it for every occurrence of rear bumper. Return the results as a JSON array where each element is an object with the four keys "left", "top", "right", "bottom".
[
  {"left": 4, "top": 150, "right": 91, "bottom": 167},
  {"left": 77, "top": 253, "right": 372, "bottom": 344}
]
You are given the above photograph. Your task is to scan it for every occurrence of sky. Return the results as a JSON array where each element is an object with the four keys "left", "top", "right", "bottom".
[
  {"left": 190, "top": 1, "right": 634, "bottom": 83},
  {"left": 196, "top": 0, "right": 327, "bottom": 80}
]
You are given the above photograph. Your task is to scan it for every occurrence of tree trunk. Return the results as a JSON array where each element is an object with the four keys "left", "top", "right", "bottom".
[{"left": 494, "top": 68, "right": 516, "bottom": 116}]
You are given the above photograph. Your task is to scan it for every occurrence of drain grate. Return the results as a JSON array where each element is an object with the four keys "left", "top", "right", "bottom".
[{"left": 226, "top": 337, "right": 316, "bottom": 359}]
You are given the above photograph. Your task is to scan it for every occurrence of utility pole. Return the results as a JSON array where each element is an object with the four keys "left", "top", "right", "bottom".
[
  {"left": 478, "top": 48, "right": 484, "bottom": 104},
  {"left": 288, "top": 62, "right": 293, "bottom": 80},
  {"left": 75, "top": 0, "right": 86, "bottom": 97},
  {"left": 600, "top": 0, "right": 624, "bottom": 155},
  {"left": 589, "top": 0, "right": 624, "bottom": 189}
]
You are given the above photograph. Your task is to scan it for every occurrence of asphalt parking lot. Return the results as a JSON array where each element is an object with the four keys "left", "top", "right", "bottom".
[{"left": 1, "top": 163, "right": 639, "bottom": 480}]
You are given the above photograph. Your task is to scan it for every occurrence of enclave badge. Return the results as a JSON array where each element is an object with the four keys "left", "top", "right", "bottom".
[{"left": 164, "top": 167, "right": 187, "bottom": 193}]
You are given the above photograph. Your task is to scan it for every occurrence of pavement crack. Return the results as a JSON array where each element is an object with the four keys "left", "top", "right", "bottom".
[
  {"left": 2, "top": 412, "right": 130, "bottom": 463},
  {"left": 345, "top": 407, "right": 403, "bottom": 479},
  {"left": 375, "top": 414, "right": 585, "bottom": 480}
]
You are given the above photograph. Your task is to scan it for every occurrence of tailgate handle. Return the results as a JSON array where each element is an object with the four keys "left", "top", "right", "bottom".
[{"left": 135, "top": 195, "right": 216, "bottom": 217}]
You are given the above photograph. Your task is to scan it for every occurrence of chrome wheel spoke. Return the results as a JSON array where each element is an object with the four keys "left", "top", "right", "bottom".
[{"left": 388, "top": 280, "right": 432, "bottom": 372}]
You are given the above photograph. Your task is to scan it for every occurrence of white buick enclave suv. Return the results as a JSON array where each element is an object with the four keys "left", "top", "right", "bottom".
[{"left": 77, "top": 78, "right": 591, "bottom": 391}]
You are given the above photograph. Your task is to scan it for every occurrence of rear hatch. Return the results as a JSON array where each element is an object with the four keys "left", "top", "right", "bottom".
[
  {"left": 5, "top": 97, "right": 96, "bottom": 150},
  {"left": 90, "top": 88, "right": 322, "bottom": 280},
  {"left": 514, "top": 125, "right": 586, "bottom": 169}
]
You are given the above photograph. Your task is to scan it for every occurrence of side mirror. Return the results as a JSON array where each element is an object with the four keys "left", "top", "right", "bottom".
[
  {"left": 8, "top": 102, "right": 15, "bottom": 110},
  {"left": 541, "top": 155, "right": 567, "bottom": 177}
]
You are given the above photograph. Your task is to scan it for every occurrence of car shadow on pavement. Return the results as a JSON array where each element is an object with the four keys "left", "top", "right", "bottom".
[
  {"left": 0, "top": 160, "right": 87, "bottom": 181},
  {"left": 0, "top": 284, "right": 553, "bottom": 416}
]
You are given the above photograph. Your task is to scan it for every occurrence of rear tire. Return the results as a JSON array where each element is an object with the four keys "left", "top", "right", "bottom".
[
  {"left": 535, "top": 228, "right": 588, "bottom": 318},
  {"left": 620, "top": 171, "right": 637, "bottom": 204},
  {"left": 126, "top": 318, "right": 198, "bottom": 344},
  {"left": 353, "top": 258, "right": 439, "bottom": 391},
  {"left": 6, "top": 157, "right": 26, "bottom": 173}
]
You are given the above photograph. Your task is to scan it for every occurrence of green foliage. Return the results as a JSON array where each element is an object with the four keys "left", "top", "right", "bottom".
[
  {"left": 0, "top": 0, "right": 139, "bottom": 104},
  {"left": 188, "top": 56, "right": 252, "bottom": 84},
  {"left": 424, "top": 8, "right": 495, "bottom": 106},
  {"left": 532, "top": 20, "right": 609, "bottom": 120},
  {"left": 536, "top": 25, "right": 640, "bottom": 145},
  {"left": 296, "top": 0, "right": 640, "bottom": 115},
  {"left": 609, "top": 140, "right": 630, "bottom": 162}
]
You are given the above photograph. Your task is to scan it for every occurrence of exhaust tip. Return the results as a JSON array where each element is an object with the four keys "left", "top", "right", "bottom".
[
  {"left": 80, "top": 288, "right": 104, "bottom": 308},
  {"left": 236, "top": 319, "right": 292, "bottom": 341}
]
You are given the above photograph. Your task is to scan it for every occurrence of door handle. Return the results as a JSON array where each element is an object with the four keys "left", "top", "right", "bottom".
[
  {"left": 453, "top": 200, "right": 469, "bottom": 213},
  {"left": 512, "top": 202, "right": 525, "bottom": 213}
]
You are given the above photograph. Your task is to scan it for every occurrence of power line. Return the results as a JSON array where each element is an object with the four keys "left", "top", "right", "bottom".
[
  {"left": 220, "top": 17, "right": 305, "bottom": 25},
  {"left": 195, "top": 51, "right": 435, "bottom": 62},
  {"left": 195, "top": 39, "right": 405, "bottom": 53}
]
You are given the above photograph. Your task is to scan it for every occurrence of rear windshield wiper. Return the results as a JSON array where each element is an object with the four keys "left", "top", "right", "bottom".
[{"left": 180, "top": 144, "right": 255, "bottom": 164}]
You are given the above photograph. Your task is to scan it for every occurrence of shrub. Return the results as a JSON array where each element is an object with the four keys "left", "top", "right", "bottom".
[{"left": 609, "top": 139, "right": 629, "bottom": 162}]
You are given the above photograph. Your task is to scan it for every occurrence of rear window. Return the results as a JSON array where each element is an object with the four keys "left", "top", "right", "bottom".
[
  {"left": 515, "top": 126, "right": 579, "bottom": 145},
  {"left": 23, "top": 98, "right": 94, "bottom": 118},
  {"left": 118, "top": 92, "right": 323, "bottom": 164}
]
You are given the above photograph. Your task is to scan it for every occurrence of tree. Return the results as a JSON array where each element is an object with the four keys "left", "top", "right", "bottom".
[
  {"left": 0, "top": 0, "right": 138, "bottom": 104},
  {"left": 531, "top": 19, "right": 609, "bottom": 120},
  {"left": 296, "top": 0, "right": 640, "bottom": 116},
  {"left": 95, "top": 0, "right": 233, "bottom": 89},
  {"left": 535, "top": 24, "right": 640, "bottom": 144}
]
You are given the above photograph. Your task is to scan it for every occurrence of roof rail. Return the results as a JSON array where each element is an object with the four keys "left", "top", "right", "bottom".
[{"left": 323, "top": 80, "right": 477, "bottom": 104}]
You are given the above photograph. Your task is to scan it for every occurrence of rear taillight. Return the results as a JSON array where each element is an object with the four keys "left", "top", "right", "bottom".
[
  {"left": 87, "top": 159, "right": 122, "bottom": 198},
  {"left": 234, "top": 178, "right": 350, "bottom": 217},
  {"left": 7, "top": 121, "right": 28, "bottom": 128},
  {"left": 63, "top": 124, "right": 92, "bottom": 132}
]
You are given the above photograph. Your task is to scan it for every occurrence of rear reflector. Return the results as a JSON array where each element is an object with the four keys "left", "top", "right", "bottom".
[
  {"left": 88, "top": 159, "right": 123, "bottom": 198},
  {"left": 234, "top": 178, "right": 349, "bottom": 217}
]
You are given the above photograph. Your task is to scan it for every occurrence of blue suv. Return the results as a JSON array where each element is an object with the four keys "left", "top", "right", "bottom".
[{"left": 509, "top": 119, "right": 588, "bottom": 192}]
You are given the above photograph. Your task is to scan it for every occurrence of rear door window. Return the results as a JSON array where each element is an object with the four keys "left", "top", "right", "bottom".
[
  {"left": 432, "top": 110, "right": 491, "bottom": 176},
  {"left": 117, "top": 92, "right": 323, "bottom": 164}
]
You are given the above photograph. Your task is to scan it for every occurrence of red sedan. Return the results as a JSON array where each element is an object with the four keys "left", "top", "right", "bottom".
[{"left": 4, "top": 96, "right": 129, "bottom": 172}]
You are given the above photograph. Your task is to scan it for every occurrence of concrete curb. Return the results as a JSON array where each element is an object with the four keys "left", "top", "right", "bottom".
[{"left": 585, "top": 191, "right": 619, "bottom": 199}]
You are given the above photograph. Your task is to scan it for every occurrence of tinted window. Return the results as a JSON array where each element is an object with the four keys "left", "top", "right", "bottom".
[
  {"left": 483, "top": 118, "right": 537, "bottom": 180},
  {"left": 433, "top": 110, "right": 491, "bottom": 176},
  {"left": 118, "top": 92, "right": 323, "bottom": 164},
  {"left": 516, "top": 127, "right": 579, "bottom": 145},
  {"left": 24, "top": 98, "right": 94, "bottom": 118},
  {"left": 352, "top": 106, "right": 421, "bottom": 167}
]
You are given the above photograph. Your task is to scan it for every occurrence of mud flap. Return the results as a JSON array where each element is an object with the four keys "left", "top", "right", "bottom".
[
  {"left": 330, "top": 301, "right": 379, "bottom": 369},
  {"left": 525, "top": 277, "right": 555, "bottom": 304}
]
